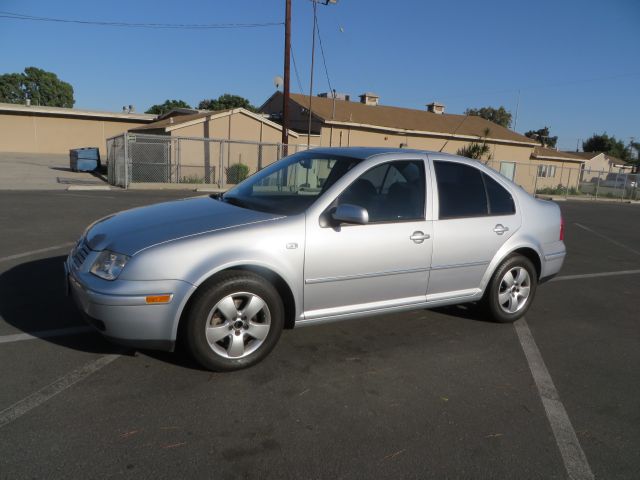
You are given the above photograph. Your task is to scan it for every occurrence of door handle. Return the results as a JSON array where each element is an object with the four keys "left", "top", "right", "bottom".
[
  {"left": 493, "top": 224, "right": 509, "bottom": 235},
  {"left": 410, "top": 231, "right": 430, "bottom": 244}
]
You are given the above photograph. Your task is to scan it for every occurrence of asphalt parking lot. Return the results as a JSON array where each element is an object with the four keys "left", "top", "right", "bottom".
[{"left": 0, "top": 191, "right": 638, "bottom": 479}]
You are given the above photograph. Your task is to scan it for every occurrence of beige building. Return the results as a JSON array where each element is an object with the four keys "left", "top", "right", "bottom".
[
  {"left": 0, "top": 103, "right": 155, "bottom": 156},
  {"left": 260, "top": 92, "right": 558, "bottom": 191},
  {"left": 527, "top": 146, "right": 586, "bottom": 191},
  {"left": 565, "top": 151, "right": 632, "bottom": 174},
  {"left": 260, "top": 91, "right": 538, "bottom": 162},
  {"left": 127, "top": 108, "right": 303, "bottom": 183}
]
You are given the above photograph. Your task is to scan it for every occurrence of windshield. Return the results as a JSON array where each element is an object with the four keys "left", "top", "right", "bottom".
[{"left": 222, "top": 151, "right": 362, "bottom": 215}]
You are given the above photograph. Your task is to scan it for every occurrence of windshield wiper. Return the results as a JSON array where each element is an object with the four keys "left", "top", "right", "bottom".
[{"left": 222, "top": 196, "right": 249, "bottom": 209}]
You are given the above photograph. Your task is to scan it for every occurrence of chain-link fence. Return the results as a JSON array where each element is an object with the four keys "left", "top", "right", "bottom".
[
  {"left": 107, "top": 133, "right": 311, "bottom": 189},
  {"left": 108, "top": 136, "right": 638, "bottom": 199},
  {"left": 484, "top": 159, "right": 639, "bottom": 201}
]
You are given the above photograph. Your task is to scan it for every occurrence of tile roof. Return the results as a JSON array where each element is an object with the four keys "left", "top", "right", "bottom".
[
  {"left": 130, "top": 110, "right": 222, "bottom": 131},
  {"left": 0, "top": 102, "right": 155, "bottom": 122},
  {"left": 281, "top": 92, "right": 537, "bottom": 145},
  {"left": 532, "top": 146, "right": 586, "bottom": 161}
]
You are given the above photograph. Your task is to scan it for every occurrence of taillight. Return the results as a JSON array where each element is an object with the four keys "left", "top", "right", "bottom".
[{"left": 559, "top": 215, "right": 565, "bottom": 241}]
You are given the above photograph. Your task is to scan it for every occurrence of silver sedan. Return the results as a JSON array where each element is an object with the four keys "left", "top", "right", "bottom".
[{"left": 66, "top": 148, "right": 566, "bottom": 371}]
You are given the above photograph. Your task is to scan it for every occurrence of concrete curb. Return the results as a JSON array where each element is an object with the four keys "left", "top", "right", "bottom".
[
  {"left": 536, "top": 195, "right": 640, "bottom": 205},
  {"left": 128, "top": 182, "right": 227, "bottom": 193},
  {"left": 67, "top": 185, "right": 112, "bottom": 191}
]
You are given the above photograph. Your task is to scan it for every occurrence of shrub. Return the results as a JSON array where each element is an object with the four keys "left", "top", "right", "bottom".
[{"left": 226, "top": 163, "right": 249, "bottom": 184}]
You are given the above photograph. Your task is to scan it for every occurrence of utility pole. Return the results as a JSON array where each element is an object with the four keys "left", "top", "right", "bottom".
[
  {"left": 306, "top": 0, "right": 337, "bottom": 148},
  {"left": 282, "top": 0, "right": 291, "bottom": 154},
  {"left": 307, "top": 0, "right": 318, "bottom": 148},
  {"left": 513, "top": 89, "right": 520, "bottom": 131}
]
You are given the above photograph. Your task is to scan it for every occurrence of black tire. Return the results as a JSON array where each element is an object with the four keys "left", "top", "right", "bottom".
[
  {"left": 483, "top": 254, "right": 537, "bottom": 323},
  {"left": 184, "top": 270, "right": 284, "bottom": 371}
]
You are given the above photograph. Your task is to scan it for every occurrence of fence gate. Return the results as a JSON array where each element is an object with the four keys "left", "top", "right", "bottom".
[{"left": 128, "top": 135, "right": 172, "bottom": 183}]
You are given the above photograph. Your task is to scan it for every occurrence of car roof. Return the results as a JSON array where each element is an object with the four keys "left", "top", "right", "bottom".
[{"left": 305, "top": 146, "right": 428, "bottom": 160}]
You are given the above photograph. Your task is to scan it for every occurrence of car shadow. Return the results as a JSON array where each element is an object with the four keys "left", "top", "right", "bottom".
[
  {"left": 0, "top": 255, "right": 112, "bottom": 354},
  {"left": 431, "top": 302, "right": 496, "bottom": 323},
  {"left": 1, "top": 255, "right": 500, "bottom": 370},
  {"left": 0, "top": 255, "right": 209, "bottom": 369}
]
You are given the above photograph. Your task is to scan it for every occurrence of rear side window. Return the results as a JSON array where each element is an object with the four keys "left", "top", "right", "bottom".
[
  {"left": 434, "top": 161, "right": 487, "bottom": 219},
  {"left": 434, "top": 161, "right": 515, "bottom": 219},
  {"left": 483, "top": 173, "right": 515, "bottom": 215}
]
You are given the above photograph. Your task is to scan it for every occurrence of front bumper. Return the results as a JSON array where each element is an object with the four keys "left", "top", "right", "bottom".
[{"left": 65, "top": 257, "right": 195, "bottom": 352}]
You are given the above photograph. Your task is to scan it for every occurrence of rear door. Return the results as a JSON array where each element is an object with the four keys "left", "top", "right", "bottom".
[{"left": 427, "top": 158, "right": 521, "bottom": 300}]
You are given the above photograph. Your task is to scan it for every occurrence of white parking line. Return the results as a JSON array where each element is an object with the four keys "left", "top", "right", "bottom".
[
  {"left": 552, "top": 269, "right": 640, "bottom": 282},
  {"left": 515, "top": 318, "right": 594, "bottom": 480},
  {"left": 575, "top": 223, "right": 640, "bottom": 256},
  {"left": 0, "top": 326, "right": 93, "bottom": 345},
  {"left": 0, "top": 354, "right": 120, "bottom": 428},
  {"left": 0, "top": 242, "right": 75, "bottom": 263}
]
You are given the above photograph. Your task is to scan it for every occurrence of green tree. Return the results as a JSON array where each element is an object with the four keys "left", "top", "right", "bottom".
[
  {"left": 198, "top": 94, "right": 256, "bottom": 112},
  {"left": 582, "top": 133, "right": 631, "bottom": 161},
  {"left": 464, "top": 106, "right": 512, "bottom": 128},
  {"left": 0, "top": 67, "right": 74, "bottom": 107},
  {"left": 145, "top": 99, "right": 192, "bottom": 115},
  {"left": 524, "top": 126, "right": 558, "bottom": 148}
]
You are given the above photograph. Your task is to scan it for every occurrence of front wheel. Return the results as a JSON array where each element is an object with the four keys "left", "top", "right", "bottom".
[
  {"left": 484, "top": 255, "right": 537, "bottom": 323},
  {"left": 184, "top": 271, "right": 284, "bottom": 371}
]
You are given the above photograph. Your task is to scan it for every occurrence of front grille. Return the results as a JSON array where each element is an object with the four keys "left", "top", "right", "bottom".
[{"left": 71, "top": 240, "right": 91, "bottom": 270}]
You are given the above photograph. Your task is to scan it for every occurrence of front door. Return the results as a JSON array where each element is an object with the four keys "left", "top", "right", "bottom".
[{"left": 303, "top": 159, "right": 433, "bottom": 320}]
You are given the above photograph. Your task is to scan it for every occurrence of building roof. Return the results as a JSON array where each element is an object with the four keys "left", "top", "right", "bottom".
[
  {"left": 156, "top": 108, "right": 205, "bottom": 120},
  {"left": 130, "top": 107, "right": 299, "bottom": 137},
  {"left": 562, "top": 150, "right": 630, "bottom": 166},
  {"left": 563, "top": 151, "right": 601, "bottom": 160},
  {"left": 0, "top": 102, "right": 155, "bottom": 122},
  {"left": 532, "top": 146, "right": 586, "bottom": 162},
  {"left": 269, "top": 92, "right": 538, "bottom": 146},
  {"left": 131, "top": 111, "right": 214, "bottom": 131}
]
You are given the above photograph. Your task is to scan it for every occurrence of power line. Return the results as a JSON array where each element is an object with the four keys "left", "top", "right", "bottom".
[
  {"left": 315, "top": 15, "right": 334, "bottom": 94},
  {"left": 0, "top": 10, "right": 283, "bottom": 29},
  {"left": 290, "top": 46, "right": 304, "bottom": 93}
]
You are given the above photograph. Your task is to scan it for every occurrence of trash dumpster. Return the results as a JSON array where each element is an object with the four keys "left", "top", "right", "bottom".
[{"left": 70, "top": 148, "right": 101, "bottom": 172}]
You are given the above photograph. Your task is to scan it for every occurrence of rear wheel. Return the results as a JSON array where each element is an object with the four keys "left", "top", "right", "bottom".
[
  {"left": 185, "top": 271, "right": 284, "bottom": 371},
  {"left": 484, "top": 255, "right": 537, "bottom": 323}
]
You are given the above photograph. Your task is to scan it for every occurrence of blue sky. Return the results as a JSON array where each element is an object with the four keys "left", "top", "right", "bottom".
[{"left": 1, "top": 0, "right": 638, "bottom": 151}]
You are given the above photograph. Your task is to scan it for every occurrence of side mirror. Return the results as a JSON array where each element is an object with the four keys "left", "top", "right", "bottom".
[{"left": 331, "top": 204, "right": 369, "bottom": 225}]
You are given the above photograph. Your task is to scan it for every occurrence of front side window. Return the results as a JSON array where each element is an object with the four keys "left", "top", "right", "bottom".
[
  {"left": 337, "top": 160, "right": 426, "bottom": 223},
  {"left": 223, "top": 152, "right": 361, "bottom": 215}
]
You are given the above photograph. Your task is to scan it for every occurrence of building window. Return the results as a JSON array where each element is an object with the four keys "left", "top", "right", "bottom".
[
  {"left": 499, "top": 162, "right": 516, "bottom": 181},
  {"left": 537, "top": 165, "right": 557, "bottom": 178}
]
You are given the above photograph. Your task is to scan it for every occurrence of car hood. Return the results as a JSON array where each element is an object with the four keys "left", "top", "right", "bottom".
[{"left": 85, "top": 196, "right": 282, "bottom": 256}]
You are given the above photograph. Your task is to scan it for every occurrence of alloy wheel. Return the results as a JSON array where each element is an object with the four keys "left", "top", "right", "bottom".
[{"left": 204, "top": 292, "right": 271, "bottom": 359}]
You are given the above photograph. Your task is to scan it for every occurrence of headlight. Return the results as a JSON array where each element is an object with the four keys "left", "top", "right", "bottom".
[{"left": 90, "top": 250, "right": 129, "bottom": 280}]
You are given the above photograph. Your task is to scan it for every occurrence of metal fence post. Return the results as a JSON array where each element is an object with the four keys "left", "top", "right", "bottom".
[
  {"left": 218, "top": 140, "right": 225, "bottom": 188},
  {"left": 123, "top": 132, "right": 130, "bottom": 189},
  {"left": 595, "top": 173, "right": 600, "bottom": 200}
]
